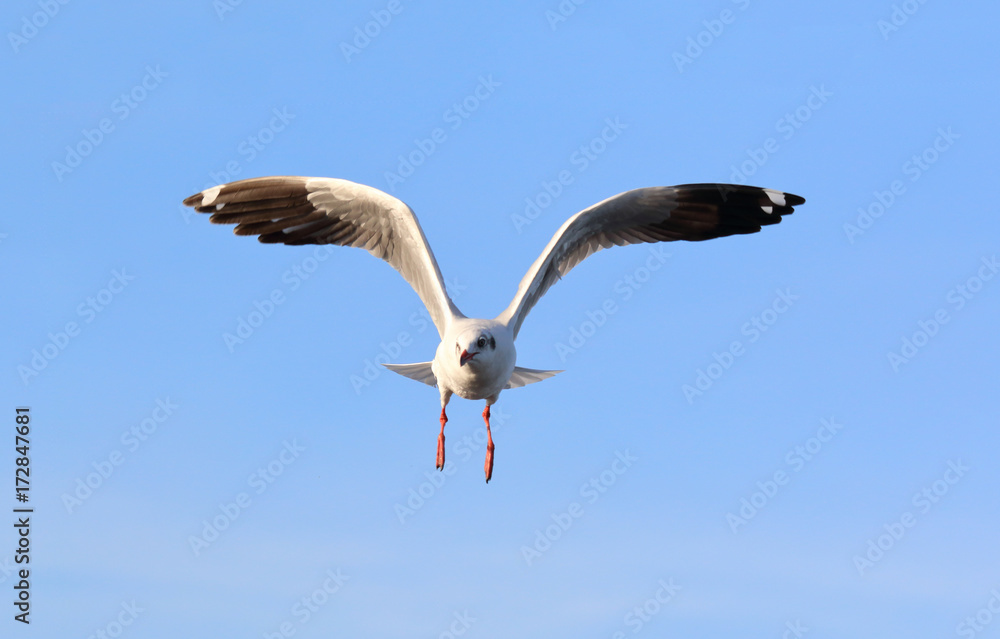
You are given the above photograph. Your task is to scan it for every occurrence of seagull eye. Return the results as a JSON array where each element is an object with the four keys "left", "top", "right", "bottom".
[{"left": 477, "top": 337, "right": 486, "bottom": 348}]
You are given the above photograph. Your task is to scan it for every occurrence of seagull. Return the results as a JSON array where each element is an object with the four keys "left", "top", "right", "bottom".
[{"left": 184, "top": 177, "right": 804, "bottom": 482}]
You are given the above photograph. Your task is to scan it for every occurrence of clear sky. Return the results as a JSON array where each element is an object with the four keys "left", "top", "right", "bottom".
[{"left": 4, "top": 1, "right": 999, "bottom": 637}]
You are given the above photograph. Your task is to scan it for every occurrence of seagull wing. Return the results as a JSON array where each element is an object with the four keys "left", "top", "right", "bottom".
[
  {"left": 184, "top": 176, "right": 464, "bottom": 338},
  {"left": 496, "top": 183, "right": 805, "bottom": 339}
]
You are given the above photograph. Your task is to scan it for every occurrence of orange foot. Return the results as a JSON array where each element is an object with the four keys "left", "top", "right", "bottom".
[
  {"left": 483, "top": 405, "right": 495, "bottom": 483},
  {"left": 436, "top": 407, "right": 447, "bottom": 470}
]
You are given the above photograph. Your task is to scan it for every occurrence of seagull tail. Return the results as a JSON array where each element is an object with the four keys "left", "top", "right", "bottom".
[
  {"left": 382, "top": 361, "right": 437, "bottom": 387},
  {"left": 505, "top": 366, "right": 563, "bottom": 390}
]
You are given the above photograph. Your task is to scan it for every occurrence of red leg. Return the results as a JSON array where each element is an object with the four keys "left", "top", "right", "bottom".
[
  {"left": 483, "top": 404, "right": 494, "bottom": 483},
  {"left": 436, "top": 407, "right": 447, "bottom": 470}
]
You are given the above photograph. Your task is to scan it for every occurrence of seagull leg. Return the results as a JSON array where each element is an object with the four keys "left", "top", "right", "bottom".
[
  {"left": 483, "top": 404, "right": 494, "bottom": 483},
  {"left": 436, "top": 407, "right": 448, "bottom": 470}
]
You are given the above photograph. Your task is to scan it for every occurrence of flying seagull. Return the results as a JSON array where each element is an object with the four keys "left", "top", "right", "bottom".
[{"left": 184, "top": 177, "right": 804, "bottom": 482}]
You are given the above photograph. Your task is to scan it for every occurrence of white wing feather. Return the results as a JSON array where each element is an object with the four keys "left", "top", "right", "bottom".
[
  {"left": 496, "top": 184, "right": 804, "bottom": 339},
  {"left": 184, "top": 176, "right": 463, "bottom": 338}
]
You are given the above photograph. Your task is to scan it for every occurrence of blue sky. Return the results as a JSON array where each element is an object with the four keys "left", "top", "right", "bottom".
[{"left": 4, "top": 1, "right": 1000, "bottom": 637}]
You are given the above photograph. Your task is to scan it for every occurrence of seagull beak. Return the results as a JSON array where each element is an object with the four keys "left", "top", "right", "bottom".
[{"left": 460, "top": 350, "right": 476, "bottom": 366}]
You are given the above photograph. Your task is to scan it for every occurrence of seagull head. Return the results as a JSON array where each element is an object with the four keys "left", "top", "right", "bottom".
[{"left": 457, "top": 330, "right": 496, "bottom": 367}]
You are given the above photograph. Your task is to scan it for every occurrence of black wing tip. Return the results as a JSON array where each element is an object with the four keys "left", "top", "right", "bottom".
[
  {"left": 783, "top": 192, "right": 806, "bottom": 206},
  {"left": 671, "top": 183, "right": 806, "bottom": 208},
  {"left": 182, "top": 192, "right": 204, "bottom": 208},
  {"left": 182, "top": 176, "right": 311, "bottom": 210}
]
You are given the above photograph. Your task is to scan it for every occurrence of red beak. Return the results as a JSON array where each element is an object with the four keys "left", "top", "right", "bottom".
[{"left": 460, "top": 350, "right": 476, "bottom": 366}]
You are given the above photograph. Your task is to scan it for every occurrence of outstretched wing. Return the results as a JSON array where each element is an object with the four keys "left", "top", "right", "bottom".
[
  {"left": 381, "top": 361, "right": 561, "bottom": 390},
  {"left": 497, "top": 183, "right": 805, "bottom": 339},
  {"left": 183, "top": 176, "right": 464, "bottom": 338},
  {"left": 382, "top": 361, "right": 437, "bottom": 386},
  {"left": 505, "top": 366, "right": 563, "bottom": 389}
]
